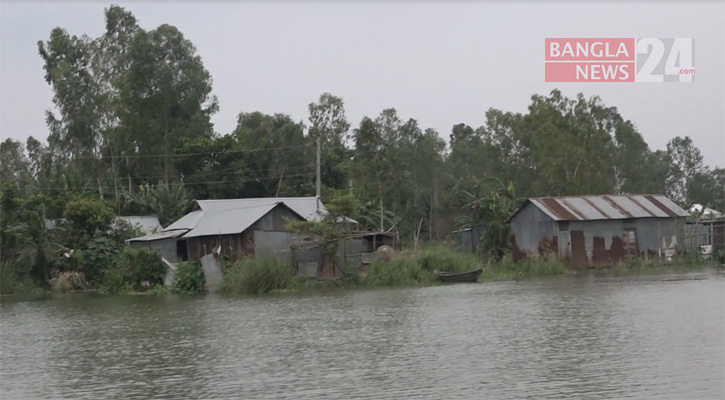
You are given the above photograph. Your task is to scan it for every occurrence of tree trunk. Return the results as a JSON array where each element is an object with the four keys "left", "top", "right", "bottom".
[
  {"left": 378, "top": 183, "right": 384, "bottom": 232},
  {"left": 126, "top": 155, "right": 132, "bottom": 191},
  {"left": 164, "top": 117, "right": 170, "bottom": 187},
  {"left": 97, "top": 175, "right": 104, "bottom": 200},
  {"left": 112, "top": 156, "right": 119, "bottom": 214},
  {"left": 276, "top": 171, "right": 284, "bottom": 197}
]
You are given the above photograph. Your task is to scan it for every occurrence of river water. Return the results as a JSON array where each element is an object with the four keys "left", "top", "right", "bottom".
[{"left": 1, "top": 270, "right": 724, "bottom": 400}]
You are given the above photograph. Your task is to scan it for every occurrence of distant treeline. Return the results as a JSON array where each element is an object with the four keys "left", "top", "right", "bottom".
[{"left": 1, "top": 5, "right": 723, "bottom": 288}]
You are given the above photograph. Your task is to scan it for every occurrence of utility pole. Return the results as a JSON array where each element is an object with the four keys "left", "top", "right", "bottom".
[{"left": 316, "top": 136, "right": 321, "bottom": 213}]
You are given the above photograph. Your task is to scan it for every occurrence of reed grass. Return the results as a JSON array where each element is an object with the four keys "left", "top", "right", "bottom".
[{"left": 223, "top": 256, "right": 294, "bottom": 294}]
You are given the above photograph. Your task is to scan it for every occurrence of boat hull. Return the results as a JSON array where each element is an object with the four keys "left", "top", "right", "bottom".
[{"left": 436, "top": 268, "right": 483, "bottom": 283}]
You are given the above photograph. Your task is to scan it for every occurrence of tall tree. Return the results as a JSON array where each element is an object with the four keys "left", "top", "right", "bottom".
[
  {"left": 308, "top": 93, "right": 351, "bottom": 189},
  {"left": 665, "top": 136, "right": 705, "bottom": 205}
]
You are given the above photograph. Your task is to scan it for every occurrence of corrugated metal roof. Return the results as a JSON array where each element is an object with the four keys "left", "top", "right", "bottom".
[
  {"left": 159, "top": 197, "right": 357, "bottom": 240},
  {"left": 514, "top": 194, "right": 689, "bottom": 222},
  {"left": 127, "top": 229, "right": 188, "bottom": 243},
  {"left": 181, "top": 202, "right": 281, "bottom": 239},
  {"left": 194, "top": 197, "right": 327, "bottom": 221},
  {"left": 164, "top": 210, "right": 204, "bottom": 231}
]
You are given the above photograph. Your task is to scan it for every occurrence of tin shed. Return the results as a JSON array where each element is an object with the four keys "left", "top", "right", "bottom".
[
  {"left": 509, "top": 194, "right": 689, "bottom": 268},
  {"left": 172, "top": 201, "right": 306, "bottom": 262}
]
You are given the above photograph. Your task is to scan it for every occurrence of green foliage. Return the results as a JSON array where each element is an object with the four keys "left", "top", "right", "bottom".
[
  {"left": 0, "top": 262, "right": 44, "bottom": 295},
  {"left": 123, "top": 247, "right": 165, "bottom": 286},
  {"left": 480, "top": 254, "right": 566, "bottom": 280},
  {"left": 109, "top": 220, "right": 146, "bottom": 243},
  {"left": 171, "top": 261, "right": 205, "bottom": 293},
  {"left": 287, "top": 220, "right": 340, "bottom": 260},
  {"left": 5, "top": 8, "right": 723, "bottom": 285},
  {"left": 81, "top": 237, "right": 121, "bottom": 284},
  {"left": 99, "top": 247, "right": 166, "bottom": 293},
  {"left": 120, "top": 184, "right": 192, "bottom": 227},
  {"left": 222, "top": 256, "right": 293, "bottom": 294},
  {"left": 716, "top": 249, "right": 725, "bottom": 265},
  {"left": 339, "top": 264, "right": 362, "bottom": 287},
  {"left": 456, "top": 179, "right": 521, "bottom": 262},
  {"left": 414, "top": 245, "right": 479, "bottom": 273},
  {"left": 63, "top": 197, "right": 114, "bottom": 241},
  {"left": 101, "top": 264, "right": 135, "bottom": 294},
  {"left": 364, "top": 256, "right": 436, "bottom": 287},
  {"left": 308, "top": 93, "right": 351, "bottom": 190}
]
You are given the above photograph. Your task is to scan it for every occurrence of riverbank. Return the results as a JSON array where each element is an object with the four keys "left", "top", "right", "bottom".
[{"left": 2, "top": 246, "right": 722, "bottom": 298}]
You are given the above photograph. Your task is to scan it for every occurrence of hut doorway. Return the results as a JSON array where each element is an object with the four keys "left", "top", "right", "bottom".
[
  {"left": 623, "top": 228, "right": 638, "bottom": 260},
  {"left": 177, "top": 240, "right": 189, "bottom": 261}
]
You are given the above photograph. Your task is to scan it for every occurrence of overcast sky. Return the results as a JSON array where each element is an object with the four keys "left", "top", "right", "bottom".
[{"left": 1, "top": 1, "right": 723, "bottom": 168}]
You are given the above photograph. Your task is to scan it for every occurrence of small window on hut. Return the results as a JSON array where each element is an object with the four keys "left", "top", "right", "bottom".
[{"left": 558, "top": 221, "right": 569, "bottom": 232}]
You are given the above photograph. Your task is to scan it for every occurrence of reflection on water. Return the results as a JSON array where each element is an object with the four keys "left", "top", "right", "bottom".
[{"left": 2, "top": 270, "right": 724, "bottom": 399}]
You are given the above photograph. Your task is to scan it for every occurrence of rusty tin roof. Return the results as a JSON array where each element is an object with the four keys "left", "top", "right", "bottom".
[{"left": 511, "top": 194, "right": 690, "bottom": 222}]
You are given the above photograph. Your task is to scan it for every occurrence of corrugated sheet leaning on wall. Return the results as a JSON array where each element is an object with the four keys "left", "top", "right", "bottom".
[{"left": 509, "top": 195, "right": 690, "bottom": 268}]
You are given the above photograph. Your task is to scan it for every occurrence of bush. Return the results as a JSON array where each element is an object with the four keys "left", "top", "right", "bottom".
[
  {"left": 0, "top": 262, "right": 43, "bottom": 295},
  {"left": 339, "top": 265, "right": 362, "bottom": 287},
  {"left": 415, "top": 246, "right": 479, "bottom": 273},
  {"left": 364, "top": 256, "right": 436, "bottom": 287},
  {"left": 223, "top": 256, "right": 293, "bottom": 294},
  {"left": 99, "top": 248, "right": 167, "bottom": 293},
  {"left": 124, "top": 248, "right": 165, "bottom": 286},
  {"left": 49, "top": 271, "right": 87, "bottom": 292},
  {"left": 82, "top": 237, "right": 121, "bottom": 284},
  {"left": 171, "top": 261, "right": 205, "bottom": 293},
  {"left": 100, "top": 264, "right": 135, "bottom": 294},
  {"left": 63, "top": 197, "right": 114, "bottom": 240},
  {"left": 717, "top": 249, "right": 725, "bottom": 264}
]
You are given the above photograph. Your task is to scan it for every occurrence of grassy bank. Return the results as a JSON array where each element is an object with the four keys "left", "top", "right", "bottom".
[{"left": 3, "top": 245, "right": 721, "bottom": 298}]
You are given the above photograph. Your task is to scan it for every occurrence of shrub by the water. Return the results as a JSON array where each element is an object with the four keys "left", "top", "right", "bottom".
[
  {"left": 363, "top": 244, "right": 480, "bottom": 287},
  {"left": 81, "top": 237, "right": 121, "bottom": 285},
  {"left": 480, "top": 253, "right": 566, "bottom": 280},
  {"left": 414, "top": 246, "right": 479, "bottom": 273},
  {"left": 171, "top": 261, "right": 205, "bottom": 293},
  {"left": 364, "top": 256, "right": 436, "bottom": 287},
  {"left": 100, "top": 248, "right": 167, "bottom": 293},
  {"left": 223, "top": 256, "right": 293, "bottom": 294},
  {"left": 717, "top": 249, "right": 725, "bottom": 265},
  {"left": 0, "top": 262, "right": 44, "bottom": 295},
  {"left": 49, "top": 271, "right": 87, "bottom": 292},
  {"left": 101, "top": 263, "right": 135, "bottom": 293},
  {"left": 124, "top": 248, "right": 166, "bottom": 286}
]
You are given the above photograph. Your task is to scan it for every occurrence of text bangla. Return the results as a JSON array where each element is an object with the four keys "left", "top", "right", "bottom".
[{"left": 549, "top": 42, "right": 630, "bottom": 59}]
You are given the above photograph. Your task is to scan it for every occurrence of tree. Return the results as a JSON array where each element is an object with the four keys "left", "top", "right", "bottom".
[
  {"left": 456, "top": 179, "right": 522, "bottom": 261},
  {"left": 665, "top": 136, "right": 705, "bottom": 205},
  {"left": 63, "top": 197, "right": 114, "bottom": 243},
  {"left": 38, "top": 5, "right": 218, "bottom": 207},
  {"left": 308, "top": 93, "right": 351, "bottom": 189},
  {"left": 0, "top": 139, "right": 32, "bottom": 189},
  {"left": 522, "top": 91, "right": 616, "bottom": 196},
  {"left": 231, "top": 112, "right": 313, "bottom": 197}
]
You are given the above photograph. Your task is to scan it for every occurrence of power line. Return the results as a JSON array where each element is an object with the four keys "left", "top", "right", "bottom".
[
  {"left": 34, "top": 171, "right": 318, "bottom": 191},
  {"left": 63, "top": 143, "right": 314, "bottom": 160},
  {"left": 106, "top": 162, "right": 316, "bottom": 181}
]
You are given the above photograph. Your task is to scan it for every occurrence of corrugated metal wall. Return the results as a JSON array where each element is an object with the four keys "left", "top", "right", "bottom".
[
  {"left": 452, "top": 227, "right": 482, "bottom": 254},
  {"left": 685, "top": 221, "right": 725, "bottom": 254},
  {"left": 511, "top": 202, "right": 687, "bottom": 268},
  {"left": 253, "top": 230, "right": 294, "bottom": 266},
  {"left": 510, "top": 203, "right": 559, "bottom": 262},
  {"left": 129, "top": 239, "right": 177, "bottom": 263}
]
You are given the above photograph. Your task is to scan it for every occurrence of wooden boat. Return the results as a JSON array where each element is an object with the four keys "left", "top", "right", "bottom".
[{"left": 436, "top": 268, "right": 483, "bottom": 283}]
